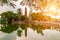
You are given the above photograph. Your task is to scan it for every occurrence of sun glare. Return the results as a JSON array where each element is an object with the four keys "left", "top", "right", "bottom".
[{"left": 49, "top": 5, "right": 56, "bottom": 12}]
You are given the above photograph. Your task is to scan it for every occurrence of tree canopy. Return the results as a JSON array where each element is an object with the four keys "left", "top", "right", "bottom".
[{"left": 0, "top": 0, "right": 17, "bottom": 8}]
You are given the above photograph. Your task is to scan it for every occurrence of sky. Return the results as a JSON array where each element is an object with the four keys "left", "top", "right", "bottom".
[
  {"left": 0, "top": 0, "right": 60, "bottom": 18},
  {"left": 0, "top": 0, "right": 30, "bottom": 16}
]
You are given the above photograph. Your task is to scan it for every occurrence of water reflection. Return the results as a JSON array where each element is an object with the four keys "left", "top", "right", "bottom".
[
  {"left": 0, "top": 23, "right": 60, "bottom": 37},
  {"left": 0, "top": 24, "right": 18, "bottom": 33},
  {"left": 0, "top": 23, "right": 30, "bottom": 37},
  {"left": 0, "top": 23, "right": 60, "bottom": 40}
]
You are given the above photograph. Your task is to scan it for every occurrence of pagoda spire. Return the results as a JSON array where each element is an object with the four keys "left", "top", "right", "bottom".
[{"left": 25, "top": 7, "right": 27, "bottom": 16}]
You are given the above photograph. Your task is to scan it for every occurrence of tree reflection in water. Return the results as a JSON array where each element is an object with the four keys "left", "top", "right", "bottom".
[
  {"left": 0, "top": 23, "right": 60, "bottom": 37},
  {"left": 0, "top": 24, "right": 19, "bottom": 33},
  {"left": 0, "top": 23, "right": 30, "bottom": 37}
]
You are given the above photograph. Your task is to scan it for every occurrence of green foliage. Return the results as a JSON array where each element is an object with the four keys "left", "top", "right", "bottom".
[
  {"left": 0, "top": 22, "right": 52, "bottom": 37},
  {"left": 30, "top": 12, "right": 44, "bottom": 21},
  {"left": 20, "top": 24, "right": 29, "bottom": 30},
  {"left": 0, "top": 0, "right": 8, "bottom": 3},
  {"left": 0, "top": 0, "right": 17, "bottom": 8},
  {"left": 0, "top": 24, "right": 19, "bottom": 33},
  {"left": 20, "top": 15, "right": 29, "bottom": 21},
  {"left": 0, "top": 11, "right": 29, "bottom": 24},
  {"left": 30, "top": 24, "right": 44, "bottom": 35},
  {"left": 0, "top": 11, "right": 18, "bottom": 24},
  {"left": 30, "top": 12, "right": 51, "bottom": 21},
  {"left": 30, "top": 12, "right": 37, "bottom": 20},
  {"left": 17, "top": 30, "right": 22, "bottom": 37},
  {"left": 0, "top": 23, "right": 30, "bottom": 37}
]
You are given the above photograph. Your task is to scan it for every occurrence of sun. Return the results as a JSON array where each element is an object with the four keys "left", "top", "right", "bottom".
[
  {"left": 49, "top": 5, "right": 57, "bottom": 12},
  {"left": 44, "top": 4, "right": 60, "bottom": 18}
]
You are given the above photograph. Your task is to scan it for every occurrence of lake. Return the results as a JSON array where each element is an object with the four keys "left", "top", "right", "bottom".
[{"left": 0, "top": 23, "right": 60, "bottom": 40}]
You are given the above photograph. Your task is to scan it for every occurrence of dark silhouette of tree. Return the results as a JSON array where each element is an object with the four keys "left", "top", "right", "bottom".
[
  {"left": 17, "top": 30, "right": 22, "bottom": 37},
  {"left": 0, "top": 0, "right": 17, "bottom": 8},
  {"left": 0, "top": 11, "right": 18, "bottom": 24},
  {"left": 0, "top": 24, "right": 18, "bottom": 33}
]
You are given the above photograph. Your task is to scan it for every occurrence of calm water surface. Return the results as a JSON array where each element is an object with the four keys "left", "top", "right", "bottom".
[{"left": 0, "top": 24, "right": 60, "bottom": 40}]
